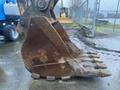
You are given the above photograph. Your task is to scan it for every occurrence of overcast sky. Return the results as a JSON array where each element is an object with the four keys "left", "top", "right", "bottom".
[
  {"left": 98, "top": 0, "right": 119, "bottom": 11},
  {"left": 60, "top": 0, "right": 120, "bottom": 11}
]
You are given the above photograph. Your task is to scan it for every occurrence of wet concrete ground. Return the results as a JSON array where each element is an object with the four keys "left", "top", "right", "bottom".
[{"left": 0, "top": 36, "right": 120, "bottom": 90}]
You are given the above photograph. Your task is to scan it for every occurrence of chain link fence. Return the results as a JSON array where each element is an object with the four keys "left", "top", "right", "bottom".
[
  {"left": 69, "top": 0, "right": 120, "bottom": 37},
  {"left": 96, "top": 0, "right": 120, "bottom": 35}
]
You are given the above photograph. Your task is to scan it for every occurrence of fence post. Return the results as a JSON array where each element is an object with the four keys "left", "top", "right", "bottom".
[
  {"left": 113, "top": 0, "right": 120, "bottom": 32},
  {"left": 91, "top": 0, "right": 98, "bottom": 37}
]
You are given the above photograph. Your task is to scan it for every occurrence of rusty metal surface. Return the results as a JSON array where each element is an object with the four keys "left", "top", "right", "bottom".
[
  {"left": 17, "top": 0, "right": 111, "bottom": 79},
  {"left": 16, "top": 0, "right": 29, "bottom": 15}
]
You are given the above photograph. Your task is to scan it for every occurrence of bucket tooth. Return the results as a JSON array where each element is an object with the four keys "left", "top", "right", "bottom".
[
  {"left": 31, "top": 73, "right": 40, "bottom": 79},
  {"left": 61, "top": 76, "right": 71, "bottom": 80},
  {"left": 94, "top": 63, "right": 107, "bottom": 69},
  {"left": 46, "top": 76, "right": 56, "bottom": 81},
  {"left": 86, "top": 52, "right": 97, "bottom": 55},
  {"left": 93, "top": 58, "right": 103, "bottom": 63},
  {"left": 80, "top": 62, "right": 107, "bottom": 69},
  {"left": 98, "top": 70, "right": 111, "bottom": 77},
  {"left": 79, "top": 57, "right": 103, "bottom": 63},
  {"left": 74, "top": 67, "right": 111, "bottom": 77},
  {"left": 80, "top": 54, "right": 100, "bottom": 58}
]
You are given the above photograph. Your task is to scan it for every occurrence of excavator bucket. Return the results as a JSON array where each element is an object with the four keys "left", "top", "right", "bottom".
[{"left": 17, "top": 0, "right": 111, "bottom": 80}]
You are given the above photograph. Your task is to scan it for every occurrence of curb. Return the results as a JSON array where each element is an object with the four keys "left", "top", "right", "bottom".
[{"left": 77, "top": 33, "right": 120, "bottom": 53}]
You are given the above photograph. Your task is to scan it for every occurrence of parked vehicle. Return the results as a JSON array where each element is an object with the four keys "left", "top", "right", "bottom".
[{"left": 0, "top": 0, "right": 20, "bottom": 41}]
